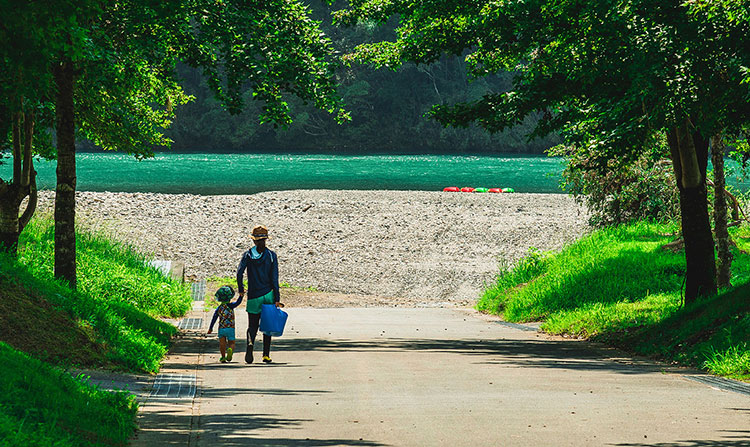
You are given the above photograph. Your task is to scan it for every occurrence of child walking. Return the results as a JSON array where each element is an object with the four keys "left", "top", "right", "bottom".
[{"left": 207, "top": 285, "right": 243, "bottom": 363}]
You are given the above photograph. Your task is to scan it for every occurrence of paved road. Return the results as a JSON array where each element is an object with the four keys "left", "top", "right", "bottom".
[{"left": 134, "top": 308, "right": 750, "bottom": 446}]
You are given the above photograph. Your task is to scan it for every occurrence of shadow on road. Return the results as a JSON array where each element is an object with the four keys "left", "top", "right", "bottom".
[
  {"left": 612, "top": 436, "right": 750, "bottom": 446},
  {"left": 201, "top": 386, "right": 331, "bottom": 399},
  {"left": 270, "top": 337, "right": 663, "bottom": 374},
  {"left": 136, "top": 410, "right": 387, "bottom": 446},
  {"left": 199, "top": 412, "right": 386, "bottom": 446}
]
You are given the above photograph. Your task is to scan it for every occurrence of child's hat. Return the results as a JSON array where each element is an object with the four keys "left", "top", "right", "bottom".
[{"left": 215, "top": 285, "right": 234, "bottom": 302}]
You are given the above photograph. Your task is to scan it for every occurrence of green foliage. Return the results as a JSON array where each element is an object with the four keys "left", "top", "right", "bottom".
[
  {"left": 478, "top": 221, "right": 750, "bottom": 378},
  {"left": 477, "top": 247, "right": 548, "bottom": 314},
  {"left": 336, "top": 0, "right": 750, "bottom": 302},
  {"left": 705, "top": 343, "right": 750, "bottom": 379},
  {"left": 2, "top": 0, "right": 350, "bottom": 166},
  {"left": 0, "top": 215, "right": 190, "bottom": 373},
  {"left": 338, "top": 0, "right": 750, "bottom": 146},
  {"left": 19, "top": 217, "right": 191, "bottom": 317},
  {"left": 548, "top": 136, "right": 680, "bottom": 226},
  {"left": 165, "top": 1, "right": 557, "bottom": 153},
  {"left": 0, "top": 342, "right": 137, "bottom": 446},
  {"left": 480, "top": 222, "right": 685, "bottom": 321}
]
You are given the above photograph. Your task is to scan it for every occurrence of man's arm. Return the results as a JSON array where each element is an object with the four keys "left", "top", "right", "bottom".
[
  {"left": 236, "top": 253, "right": 247, "bottom": 295},
  {"left": 271, "top": 251, "right": 280, "bottom": 303}
]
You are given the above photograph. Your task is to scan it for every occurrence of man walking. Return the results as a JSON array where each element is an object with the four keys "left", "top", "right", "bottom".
[{"left": 236, "top": 225, "right": 282, "bottom": 364}]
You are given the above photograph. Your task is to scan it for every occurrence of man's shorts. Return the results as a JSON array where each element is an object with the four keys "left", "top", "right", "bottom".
[
  {"left": 217, "top": 327, "right": 235, "bottom": 341},
  {"left": 246, "top": 290, "right": 275, "bottom": 314}
]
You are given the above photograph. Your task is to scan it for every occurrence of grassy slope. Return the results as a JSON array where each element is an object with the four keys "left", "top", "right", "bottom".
[
  {"left": 5, "top": 217, "right": 192, "bottom": 372},
  {"left": 478, "top": 221, "right": 750, "bottom": 380},
  {"left": 0, "top": 342, "right": 137, "bottom": 447},
  {"left": 0, "top": 216, "right": 193, "bottom": 445},
  {"left": 0, "top": 271, "right": 105, "bottom": 367}
]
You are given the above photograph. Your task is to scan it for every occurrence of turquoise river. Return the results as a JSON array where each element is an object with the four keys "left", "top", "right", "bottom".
[{"left": 1, "top": 153, "right": 568, "bottom": 195}]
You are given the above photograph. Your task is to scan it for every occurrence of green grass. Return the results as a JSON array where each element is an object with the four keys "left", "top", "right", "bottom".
[
  {"left": 20, "top": 217, "right": 191, "bottom": 317},
  {"left": 0, "top": 216, "right": 194, "bottom": 445},
  {"left": 0, "top": 216, "right": 192, "bottom": 373},
  {"left": 478, "top": 221, "right": 750, "bottom": 380},
  {"left": 0, "top": 342, "right": 137, "bottom": 446}
]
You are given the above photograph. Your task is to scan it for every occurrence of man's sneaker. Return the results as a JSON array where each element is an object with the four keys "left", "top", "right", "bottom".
[
  {"left": 245, "top": 343, "right": 253, "bottom": 364},
  {"left": 262, "top": 356, "right": 272, "bottom": 363},
  {"left": 226, "top": 348, "right": 233, "bottom": 362},
  {"left": 220, "top": 356, "right": 227, "bottom": 363}
]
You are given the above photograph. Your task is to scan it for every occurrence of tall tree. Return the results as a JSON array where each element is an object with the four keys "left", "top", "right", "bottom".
[
  {"left": 2, "top": 0, "right": 347, "bottom": 287},
  {"left": 53, "top": 55, "right": 77, "bottom": 287},
  {"left": 711, "top": 134, "right": 733, "bottom": 288},
  {"left": 335, "top": 0, "right": 750, "bottom": 302},
  {"left": 0, "top": 107, "right": 38, "bottom": 254},
  {"left": 0, "top": 1, "right": 59, "bottom": 254}
]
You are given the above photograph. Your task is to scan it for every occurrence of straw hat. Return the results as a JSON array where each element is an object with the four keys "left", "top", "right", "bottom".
[{"left": 250, "top": 225, "right": 270, "bottom": 240}]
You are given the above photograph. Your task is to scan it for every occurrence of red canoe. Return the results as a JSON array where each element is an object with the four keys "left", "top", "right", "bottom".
[
  {"left": 443, "top": 186, "right": 460, "bottom": 192},
  {"left": 488, "top": 188, "right": 503, "bottom": 193},
  {"left": 460, "top": 187, "right": 475, "bottom": 192}
]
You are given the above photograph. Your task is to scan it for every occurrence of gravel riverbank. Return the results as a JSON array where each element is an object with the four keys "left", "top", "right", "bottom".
[{"left": 37, "top": 190, "right": 590, "bottom": 307}]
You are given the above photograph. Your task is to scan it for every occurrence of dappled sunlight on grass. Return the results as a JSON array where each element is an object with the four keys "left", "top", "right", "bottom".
[
  {"left": 0, "top": 342, "right": 137, "bottom": 447},
  {"left": 0, "top": 215, "right": 193, "bottom": 373},
  {"left": 478, "top": 220, "right": 750, "bottom": 379},
  {"left": 544, "top": 293, "right": 679, "bottom": 337}
]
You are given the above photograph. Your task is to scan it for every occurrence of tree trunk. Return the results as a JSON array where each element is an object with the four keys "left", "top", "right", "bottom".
[
  {"left": 54, "top": 58, "right": 77, "bottom": 289},
  {"left": 711, "top": 134, "right": 732, "bottom": 288},
  {"left": 18, "top": 168, "right": 38, "bottom": 233},
  {"left": 0, "top": 187, "right": 22, "bottom": 254},
  {"left": 0, "top": 110, "right": 37, "bottom": 254},
  {"left": 667, "top": 123, "right": 717, "bottom": 304}
]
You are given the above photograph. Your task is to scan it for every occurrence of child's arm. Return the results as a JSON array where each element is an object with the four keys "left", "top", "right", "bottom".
[
  {"left": 229, "top": 295, "right": 244, "bottom": 309},
  {"left": 207, "top": 307, "right": 220, "bottom": 334}
]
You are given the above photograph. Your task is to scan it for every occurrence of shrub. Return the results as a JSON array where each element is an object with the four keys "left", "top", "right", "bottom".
[{"left": 548, "top": 136, "right": 679, "bottom": 226}]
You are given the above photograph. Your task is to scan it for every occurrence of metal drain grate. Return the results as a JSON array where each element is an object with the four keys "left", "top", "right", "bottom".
[
  {"left": 494, "top": 321, "right": 539, "bottom": 332},
  {"left": 685, "top": 375, "right": 750, "bottom": 396},
  {"left": 178, "top": 318, "right": 203, "bottom": 330},
  {"left": 150, "top": 373, "right": 196, "bottom": 399},
  {"left": 191, "top": 280, "right": 206, "bottom": 302}
]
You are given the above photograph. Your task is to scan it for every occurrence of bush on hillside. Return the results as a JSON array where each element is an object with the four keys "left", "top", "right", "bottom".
[
  {"left": 0, "top": 253, "right": 177, "bottom": 372},
  {"left": 0, "top": 215, "right": 192, "bottom": 373},
  {"left": 548, "top": 137, "right": 679, "bottom": 226}
]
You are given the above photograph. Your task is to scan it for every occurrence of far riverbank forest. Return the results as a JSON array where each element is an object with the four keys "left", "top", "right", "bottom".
[{"left": 159, "top": 1, "right": 560, "bottom": 154}]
